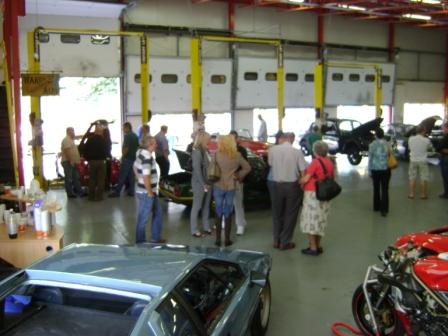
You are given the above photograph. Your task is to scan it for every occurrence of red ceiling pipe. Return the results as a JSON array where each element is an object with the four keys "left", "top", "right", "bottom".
[
  {"left": 228, "top": 0, "right": 235, "bottom": 34},
  {"left": 3, "top": 0, "right": 25, "bottom": 186},
  {"left": 317, "top": 13, "right": 324, "bottom": 58}
]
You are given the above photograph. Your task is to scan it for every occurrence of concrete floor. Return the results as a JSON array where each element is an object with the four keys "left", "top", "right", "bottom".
[{"left": 56, "top": 156, "right": 448, "bottom": 336}]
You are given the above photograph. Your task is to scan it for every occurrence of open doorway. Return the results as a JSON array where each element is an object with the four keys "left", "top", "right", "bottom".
[
  {"left": 253, "top": 108, "right": 315, "bottom": 142},
  {"left": 337, "top": 105, "right": 391, "bottom": 125},
  {"left": 403, "top": 103, "right": 444, "bottom": 125},
  {"left": 20, "top": 77, "right": 121, "bottom": 186}
]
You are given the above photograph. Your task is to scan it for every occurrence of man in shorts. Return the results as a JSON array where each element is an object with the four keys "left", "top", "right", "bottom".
[{"left": 408, "top": 126, "right": 433, "bottom": 199}]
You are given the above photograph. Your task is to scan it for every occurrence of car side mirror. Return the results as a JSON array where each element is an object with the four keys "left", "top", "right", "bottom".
[{"left": 250, "top": 271, "right": 267, "bottom": 288}]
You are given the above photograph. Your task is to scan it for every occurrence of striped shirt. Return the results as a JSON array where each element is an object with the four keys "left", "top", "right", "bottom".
[{"left": 134, "top": 148, "right": 158, "bottom": 194}]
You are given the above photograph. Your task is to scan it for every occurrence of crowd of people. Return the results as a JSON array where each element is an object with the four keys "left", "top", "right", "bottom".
[{"left": 60, "top": 119, "right": 448, "bottom": 255}]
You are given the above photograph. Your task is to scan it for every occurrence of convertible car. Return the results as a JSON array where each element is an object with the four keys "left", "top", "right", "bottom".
[
  {"left": 160, "top": 148, "right": 270, "bottom": 207},
  {"left": 0, "top": 243, "right": 272, "bottom": 336},
  {"left": 299, "top": 118, "right": 383, "bottom": 165}
]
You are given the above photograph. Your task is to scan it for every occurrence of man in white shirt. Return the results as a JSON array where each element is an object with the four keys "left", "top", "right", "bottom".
[
  {"left": 408, "top": 126, "right": 433, "bottom": 199},
  {"left": 61, "top": 127, "right": 82, "bottom": 198},
  {"left": 268, "top": 132, "right": 307, "bottom": 250},
  {"left": 257, "top": 115, "right": 267, "bottom": 142}
]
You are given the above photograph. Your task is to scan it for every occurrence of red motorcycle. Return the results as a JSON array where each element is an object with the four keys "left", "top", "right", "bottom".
[{"left": 352, "top": 226, "right": 448, "bottom": 336}]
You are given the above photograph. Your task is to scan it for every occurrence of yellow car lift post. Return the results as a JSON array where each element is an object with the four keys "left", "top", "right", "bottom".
[
  {"left": 29, "top": 28, "right": 150, "bottom": 186},
  {"left": 314, "top": 61, "right": 385, "bottom": 122},
  {"left": 191, "top": 35, "right": 285, "bottom": 130}
]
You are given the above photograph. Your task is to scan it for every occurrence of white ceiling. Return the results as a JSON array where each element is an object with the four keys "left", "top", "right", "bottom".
[{"left": 26, "top": 0, "right": 127, "bottom": 18}]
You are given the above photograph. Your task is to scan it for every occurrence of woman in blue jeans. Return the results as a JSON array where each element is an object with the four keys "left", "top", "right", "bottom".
[{"left": 212, "top": 135, "right": 251, "bottom": 246}]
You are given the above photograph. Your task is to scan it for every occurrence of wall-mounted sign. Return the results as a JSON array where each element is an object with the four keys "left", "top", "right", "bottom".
[{"left": 21, "top": 73, "right": 60, "bottom": 96}]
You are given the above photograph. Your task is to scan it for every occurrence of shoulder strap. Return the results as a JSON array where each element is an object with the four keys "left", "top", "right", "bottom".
[{"left": 316, "top": 158, "right": 329, "bottom": 178}]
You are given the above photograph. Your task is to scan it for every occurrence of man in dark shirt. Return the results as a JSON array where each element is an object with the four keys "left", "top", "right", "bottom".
[
  {"left": 439, "top": 122, "right": 448, "bottom": 198},
  {"left": 230, "top": 130, "right": 249, "bottom": 235},
  {"left": 109, "top": 122, "right": 139, "bottom": 197},
  {"left": 84, "top": 123, "right": 108, "bottom": 201}
]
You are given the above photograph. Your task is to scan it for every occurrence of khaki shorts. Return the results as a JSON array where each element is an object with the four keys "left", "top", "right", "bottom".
[{"left": 409, "top": 161, "right": 429, "bottom": 181}]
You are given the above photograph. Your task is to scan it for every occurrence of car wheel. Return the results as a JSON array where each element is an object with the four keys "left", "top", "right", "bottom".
[
  {"left": 301, "top": 144, "right": 310, "bottom": 156},
  {"left": 347, "top": 149, "right": 362, "bottom": 165},
  {"left": 251, "top": 279, "right": 271, "bottom": 336}
]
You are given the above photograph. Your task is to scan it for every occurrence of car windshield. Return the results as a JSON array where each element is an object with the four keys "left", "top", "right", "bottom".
[{"left": 0, "top": 282, "right": 148, "bottom": 336}]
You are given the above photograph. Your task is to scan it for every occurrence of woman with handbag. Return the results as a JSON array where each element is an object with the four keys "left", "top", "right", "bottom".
[
  {"left": 212, "top": 135, "right": 251, "bottom": 246},
  {"left": 368, "top": 128, "right": 391, "bottom": 217},
  {"left": 190, "top": 131, "right": 213, "bottom": 238},
  {"left": 299, "top": 141, "right": 335, "bottom": 256}
]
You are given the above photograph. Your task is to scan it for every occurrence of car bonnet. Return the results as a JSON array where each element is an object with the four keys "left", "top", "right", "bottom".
[{"left": 351, "top": 117, "right": 383, "bottom": 138}]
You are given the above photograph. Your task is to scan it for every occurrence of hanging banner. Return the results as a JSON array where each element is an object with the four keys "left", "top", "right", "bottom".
[{"left": 21, "top": 73, "right": 60, "bottom": 96}]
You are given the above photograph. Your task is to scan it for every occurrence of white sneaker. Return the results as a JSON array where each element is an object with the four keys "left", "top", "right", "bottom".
[{"left": 236, "top": 226, "right": 245, "bottom": 236}]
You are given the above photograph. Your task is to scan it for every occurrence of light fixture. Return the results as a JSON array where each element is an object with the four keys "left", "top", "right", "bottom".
[
  {"left": 410, "top": 0, "right": 441, "bottom": 4},
  {"left": 288, "top": 0, "right": 305, "bottom": 3},
  {"left": 337, "top": 4, "right": 366, "bottom": 11},
  {"left": 402, "top": 13, "right": 432, "bottom": 20}
]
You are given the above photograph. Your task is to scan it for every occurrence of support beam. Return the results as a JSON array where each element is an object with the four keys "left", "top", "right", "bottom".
[
  {"left": 191, "top": 37, "right": 202, "bottom": 122},
  {"left": 228, "top": 0, "right": 235, "bottom": 33},
  {"left": 3, "top": 0, "right": 25, "bottom": 186},
  {"left": 277, "top": 44, "right": 284, "bottom": 130},
  {"left": 445, "top": 33, "right": 448, "bottom": 118},
  {"left": 314, "top": 62, "right": 325, "bottom": 122},
  {"left": 317, "top": 14, "right": 324, "bottom": 59},
  {"left": 27, "top": 31, "right": 45, "bottom": 187},
  {"left": 374, "top": 66, "right": 383, "bottom": 118},
  {"left": 140, "top": 35, "right": 149, "bottom": 123},
  {"left": 388, "top": 23, "right": 395, "bottom": 62}
]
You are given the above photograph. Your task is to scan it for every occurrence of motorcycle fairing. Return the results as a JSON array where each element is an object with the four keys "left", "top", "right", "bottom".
[
  {"left": 414, "top": 256, "right": 448, "bottom": 292},
  {"left": 395, "top": 225, "right": 448, "bottom": 255}
]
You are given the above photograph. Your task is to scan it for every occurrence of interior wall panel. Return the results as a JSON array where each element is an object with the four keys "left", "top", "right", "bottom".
[
  {"left": 418, "top": 54, "right": 445, "bottom": 82},
  {"left": 396, "top": 52, "right": 419, "bottom": 81}
]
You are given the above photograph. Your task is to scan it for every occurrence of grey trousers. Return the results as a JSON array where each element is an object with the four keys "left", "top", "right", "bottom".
[
  {"left": 271, "top": 181, "right": 303, "bottom": 246},
  {"left": 233, "top": 182, "right": 247, "bottom": 228},
  {"left": 190, "top": 183, "right": 212, "bottom": 234}
]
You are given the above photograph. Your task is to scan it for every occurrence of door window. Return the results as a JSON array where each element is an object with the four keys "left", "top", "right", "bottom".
[{"left": 156, "top": 295, "right": 201, "bottom": 336}]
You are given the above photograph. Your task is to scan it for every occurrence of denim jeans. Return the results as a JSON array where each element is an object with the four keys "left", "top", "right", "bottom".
[
  {"left": 441, "top": 155, "right": 448, "bottom": 196},
  {"left": 114, "top": 158, "right": 135, "bottom": 195},
  {"left": 136, "top": 192, "right": 163, "bottom": 243},
  {"left": 213, "top": 186, "right": 235, "bottom": 219},
  {"left": 62, "top": 161, "right": 82, "bottom": 196}
]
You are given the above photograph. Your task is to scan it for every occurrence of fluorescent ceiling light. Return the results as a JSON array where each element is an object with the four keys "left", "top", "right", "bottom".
[
  {"left": 410, "top": 0, "right": 441, "bottom": 4},
  {"left": 402, "top": 13, "right": 432, "bottom": 20},
  {"left": 337, "top": 4, "right": 366, "bottom": 11},
  {"left": 288, "top": 0, "right": 305, "bottom": 3}
]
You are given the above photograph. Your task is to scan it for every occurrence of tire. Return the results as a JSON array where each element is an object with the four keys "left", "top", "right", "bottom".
[
  {"left": 352, "top": 284, "right": 405, "bottom": 336},
  {"left": 347, "top": 148, "right": 362, "bottom": 165},
  {"left": 251, "top": 280, "right": 271, "bottom": 336},
  {"left": 301, "top": 144, "right": 310, "bottom": 156}
]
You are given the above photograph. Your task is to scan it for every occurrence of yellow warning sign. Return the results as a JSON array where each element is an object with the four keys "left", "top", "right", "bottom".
[{"left": 21, "top": 73, "right": 60, "bottom": 96}]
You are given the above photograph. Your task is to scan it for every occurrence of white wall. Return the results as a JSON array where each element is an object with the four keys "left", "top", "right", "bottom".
[{"left": 19, "top": 14, "right": 121, "bottom": 75}]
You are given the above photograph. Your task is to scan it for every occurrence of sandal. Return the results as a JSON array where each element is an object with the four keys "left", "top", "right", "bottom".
[
  {"left": 408, "top": 195, "right": 415, "bottom": 199},
  {"left": 203, "top": 230, "right": 212, "bottom": 235},
  {"left": 192, "top": 232, "right": 203, "bottom": 238}
]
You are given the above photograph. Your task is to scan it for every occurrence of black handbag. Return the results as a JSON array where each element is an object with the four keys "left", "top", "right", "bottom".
[{"left": 315, "top": 158, "right": 341, "bottom": 201}]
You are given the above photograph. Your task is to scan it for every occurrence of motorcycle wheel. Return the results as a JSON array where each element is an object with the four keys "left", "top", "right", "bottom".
[{"left": 352, "top": 284, "right": 405, "bottom": 336}]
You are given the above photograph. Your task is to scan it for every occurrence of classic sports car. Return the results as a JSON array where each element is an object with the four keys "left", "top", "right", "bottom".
[
  {"left": 387, "top": 116, "right": 443, "bottom": 160},
  {"left": 207, "top": 130, "right": 269, "bottom": 159},
  {"left": 0, "top": 243, "right": 272, "bottom": 336},
  {"left": 299, "top": 118, "right": 383, "bottom": 165},
  {"left": 160, "top": 148, "right": 270, "bottom": 207}
]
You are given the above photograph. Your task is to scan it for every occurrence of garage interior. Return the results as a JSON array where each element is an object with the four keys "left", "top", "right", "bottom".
[{"left": 1, "top": 0, "right": 448, "bottom": 335}]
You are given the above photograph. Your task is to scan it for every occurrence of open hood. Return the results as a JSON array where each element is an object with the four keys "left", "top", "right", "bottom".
[
  {"left": 351, "top": 118, "right": 383, "bottom": 138},
  {"left": 405, "top": 116, "right": 440, "bottom": 137},
  {"left": 174, "top": 149, "right": 192, "bottom": 172}
]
